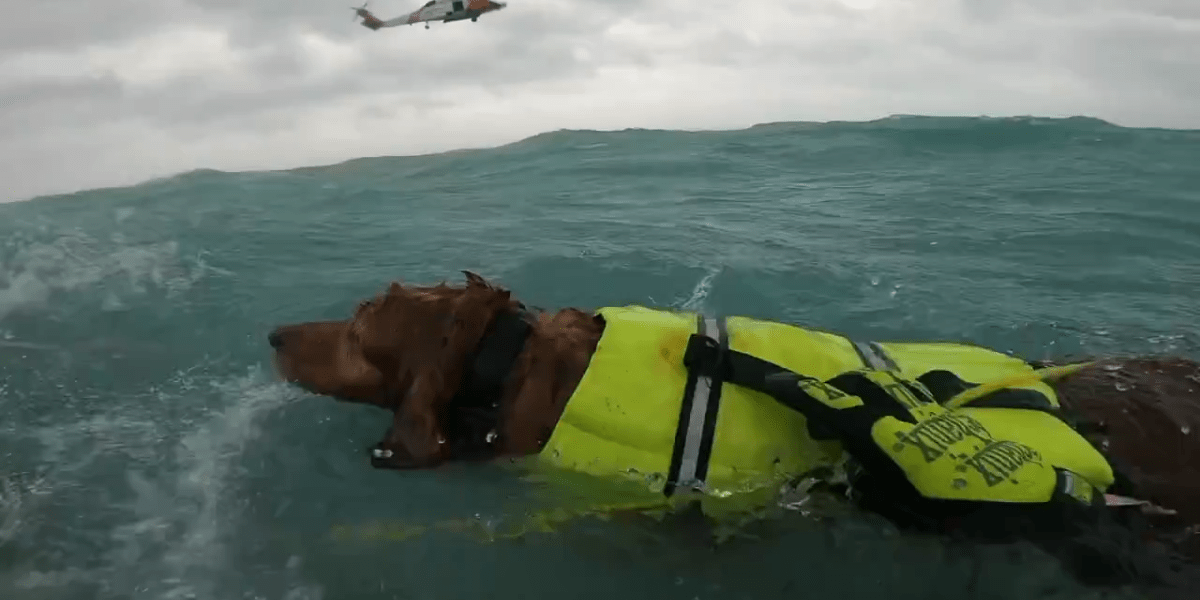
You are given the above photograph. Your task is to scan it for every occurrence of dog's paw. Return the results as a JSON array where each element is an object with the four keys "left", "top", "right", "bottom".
[
  {"left": 368, "top": 444, "right": 406, "bottom": 469},
  {"left": 368, "top": 443, "right": 437, "bottom": 470},
  {"left": 368, "top": 439, "right": 446, "bottom": 470}
]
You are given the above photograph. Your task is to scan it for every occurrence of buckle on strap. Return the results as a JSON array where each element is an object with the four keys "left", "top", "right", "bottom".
[{"left": 683, "top": 329, "right": 726, "bottom": 379}]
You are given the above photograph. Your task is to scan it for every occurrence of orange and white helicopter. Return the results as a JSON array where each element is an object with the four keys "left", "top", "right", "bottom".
[{"left": 351, "top": 0, "right": 507, "bottom": 30}]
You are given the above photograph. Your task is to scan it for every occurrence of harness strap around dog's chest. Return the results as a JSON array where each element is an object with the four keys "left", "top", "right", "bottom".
[{"left": 444, "top": 306, "right": 533, "bottom": 460}]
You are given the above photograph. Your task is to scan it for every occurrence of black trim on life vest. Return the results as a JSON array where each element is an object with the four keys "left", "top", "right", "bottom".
[
  {"left": 868, "top": 342, "right": 899, "bottom": 370},
  {"left": 439, "top": 306, "right": 534, "bottom": 462},
  {"left": 850, "top": 341, "right": 875, "bottom": 369},
  {"left": 851, "top": 340, "right": 899, "bottom": 371},
  {"left": 664, "top": 314, "right": 706, "bottom": 497},
  {"left": 694, "top": 317, "right": 729, "bottom": 485},
  {"left": 664, "top": 315, "right": 728, "bottom": 497}
]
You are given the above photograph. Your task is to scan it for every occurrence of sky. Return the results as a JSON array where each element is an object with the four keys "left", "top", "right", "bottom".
[{"left": 1, "top": 0, "right": 1198, "bottom": 202}]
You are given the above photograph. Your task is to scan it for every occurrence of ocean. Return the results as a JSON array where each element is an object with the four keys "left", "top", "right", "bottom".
[{"left": 1, "top": 115, "right": 1198, "bottom": 600}]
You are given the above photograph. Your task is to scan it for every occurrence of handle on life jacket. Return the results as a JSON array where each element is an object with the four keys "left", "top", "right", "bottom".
[{"left": 941, "top": 361, "right": 1096, "bottom": 410}]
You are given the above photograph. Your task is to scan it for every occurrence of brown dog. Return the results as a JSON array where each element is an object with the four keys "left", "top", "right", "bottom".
[
  {"left": 268, "top": 272, "right": 604, "bottom": 469},
  {"left": 267, "top": 272, "right": 1200, "bottom": 572}
]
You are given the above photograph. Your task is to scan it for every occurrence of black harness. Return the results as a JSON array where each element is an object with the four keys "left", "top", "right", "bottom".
[{"left": 439, "top": 305, "right": 535, "bottom": 461}]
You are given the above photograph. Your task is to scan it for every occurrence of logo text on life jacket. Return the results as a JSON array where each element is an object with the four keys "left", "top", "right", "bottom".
[
  {"left": 962, "top": 440, "right": 1043, "bottom": 487},
  {"left": 797, "top": 378, "right": 863, "bottom": 409},
  {"left": 894, "top": 412, "right": 993, "bottom": 462}
]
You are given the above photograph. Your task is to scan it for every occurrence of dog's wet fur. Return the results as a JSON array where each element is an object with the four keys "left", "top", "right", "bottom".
[{"left": 268, "top": 272, "right": 1200, "bottom": 596}]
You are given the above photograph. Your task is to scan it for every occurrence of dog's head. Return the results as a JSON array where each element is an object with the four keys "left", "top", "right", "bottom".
[{"left": 268, "top": 271, "right": 524, "bottom": 443}]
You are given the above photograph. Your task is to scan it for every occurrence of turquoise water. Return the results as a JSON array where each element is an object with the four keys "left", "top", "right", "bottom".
[{"left": 1, "top": 115, "right": 1198, "bottom": 600}]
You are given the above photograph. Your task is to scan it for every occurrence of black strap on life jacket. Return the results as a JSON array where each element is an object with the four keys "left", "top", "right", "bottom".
[
  {"left": 668, "top": 324, "right": 920, "bottom": 507},
  {"left": 663, "top": 315, "right": 729, "bottom": 497},
  {"left": 674, "top": 325, "right": 872, "bottom": 421},
  {"left": 673, "top": 326, "right": 1095, "bottom": 472},
  {"left": 674, "top": 323, "right": 1113, "bottom": 534},
  {"left": 662, "top": 316, "right": 905, "bottom": 497},
  {"left": 440, "top": 305, "right": 534, "bottom": 461}
]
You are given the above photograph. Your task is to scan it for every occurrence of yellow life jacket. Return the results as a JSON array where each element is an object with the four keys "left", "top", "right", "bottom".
[
  {"left": 534, "top": 305, "right": 1111, "bottom": 513},
  {"left": 774, "top": 367, "right": 1114, "bottom": 507}
]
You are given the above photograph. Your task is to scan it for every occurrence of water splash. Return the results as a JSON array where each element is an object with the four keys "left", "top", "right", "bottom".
[
  {"left": 0, "top": 472, "right": 52, "bottom": 546},
  {"left": 120, "top": 368, "right": 300, "bottom": 600},
  {"left": 678, "top": 266, "right": 722, "bottom": 312},
  {"left": 0, "top": 228, "right": 230, "bottom": 322},
  {"left": 4, "top": 365, "right": 311, "bottom": 600}
]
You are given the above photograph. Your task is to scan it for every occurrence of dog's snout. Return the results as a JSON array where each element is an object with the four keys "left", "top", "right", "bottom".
[{"left": 268, "top": 328, "right": 286, "bottom": 349}]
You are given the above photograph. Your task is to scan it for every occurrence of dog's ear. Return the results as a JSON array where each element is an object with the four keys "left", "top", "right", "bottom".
[{"left": 462, "top": 270, "right": 489, "bottom": 288}]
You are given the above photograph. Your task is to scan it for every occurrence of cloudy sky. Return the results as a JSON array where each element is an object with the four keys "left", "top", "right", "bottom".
[{"left": 2, "top": 0, "right": 1198, "bottom": 201}]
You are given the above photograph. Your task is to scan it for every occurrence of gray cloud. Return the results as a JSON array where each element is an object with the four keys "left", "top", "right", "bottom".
[
  {"left": 0, "top": 0, "right": 208, "bottom": 53},
  {"left": 1, "top": 0, "right": 1198, "bottom": 202},
  {"left": 0, "top": 76, "right": 124, "bottom": 136},
  {"left": 1063, "top": 14, "right": 1200, "bottom": 94},
  {"left": 0, "top": 23, "right": 597, "bottom": 138}
]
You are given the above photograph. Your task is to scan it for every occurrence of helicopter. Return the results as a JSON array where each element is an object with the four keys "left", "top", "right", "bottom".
[{"left": 351, "top": 0, "right": 507, "bottom": 31}]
